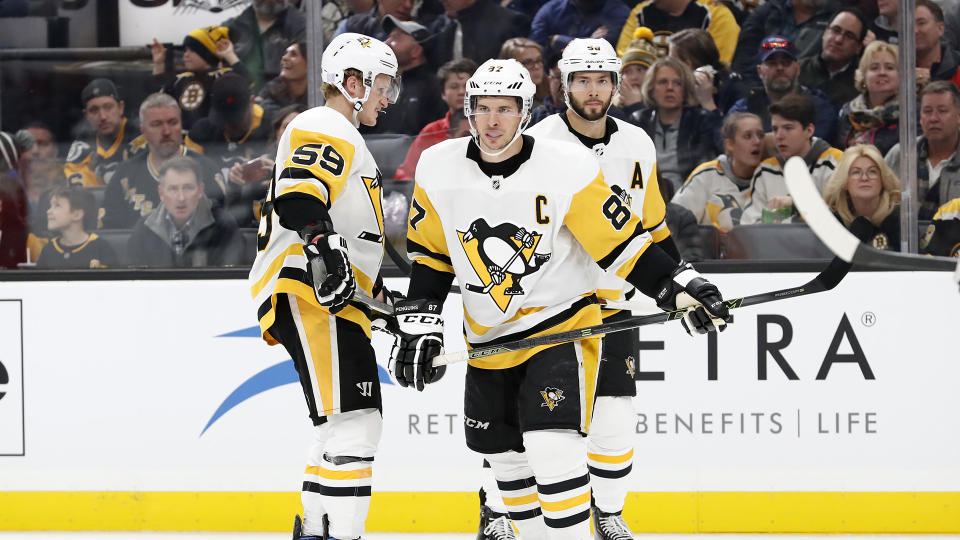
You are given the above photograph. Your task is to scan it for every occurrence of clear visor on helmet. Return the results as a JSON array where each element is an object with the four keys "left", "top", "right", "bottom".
[
  {"left": 566, "top": 72, "right": 615, "bottom": 93},
  {"left": 468, "top": 96, "right": 525, "bottom": 118},
  {"left": 369, "top": 73, "right": 402, "bottom": 104}
]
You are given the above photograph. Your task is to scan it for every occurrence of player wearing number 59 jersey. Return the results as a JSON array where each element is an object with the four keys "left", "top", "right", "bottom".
[
  {"left": 248, "top": 33, "right": 401, "bottom": 540},
  {"left": 394, "top": 58, "right": 732, "bottom": 540}
]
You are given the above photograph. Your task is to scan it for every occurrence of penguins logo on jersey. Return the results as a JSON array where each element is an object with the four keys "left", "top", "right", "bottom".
[
  {"left": 625, "top": 356, "right": 636, "bottom": 378},
  {"left": 457, "top": 218, "right": 551, "bottom": 313},
  {"left": 540, "top": 387, "right": 565, "bottom": 411},
  {"left": 611, "top": 184, "right": 632, "bottom": 207},
  {"left": 709, "top": 193, "right": 743, "bottom": 229}
]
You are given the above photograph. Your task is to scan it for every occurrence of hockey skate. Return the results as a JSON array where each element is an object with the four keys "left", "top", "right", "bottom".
[
  {"left": 292, "top": 514, "right": 327, "bottom": 540},
  {"left": 592, "top": 507, "right": 633, "bottom": 540},
  {"left": 477, "top": 504, "right": 517, "bottom": 540}
]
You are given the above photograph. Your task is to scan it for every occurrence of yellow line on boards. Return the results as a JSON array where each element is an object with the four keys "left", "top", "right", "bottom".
[{"left": 0, "top": 492, "right": 957, "bottom": 532}]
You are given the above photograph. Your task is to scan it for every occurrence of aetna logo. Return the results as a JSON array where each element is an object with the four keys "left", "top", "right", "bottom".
[{"left": 635, "top": 313, "right": 874, "bottom": 382}]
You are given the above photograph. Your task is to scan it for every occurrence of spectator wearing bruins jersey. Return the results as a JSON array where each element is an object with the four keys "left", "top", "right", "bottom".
[
  {"left": 615, "top": 0, "right": 740, "bottom": 65},
  {"left": 37, "top": 185, "right": 117, "bottom": 269},
  {"left": 741, "top": 95, "right": 841, "bottom": 225},
  {"left": 248, "top": 34, "right": 402, "bottom": 540},
  {"left": 64, "top": 79, "right": 145, "bottom": 187},
  {"left": 150, "top": 26, "right": 251, "bottom": 131},
  {"left": 822, "top": 144, "right": 901, "bottom": 252},
  {"left": 395, "top": 59, "right": 731, "bottom": 540},
  {"left": 101, "top": 93, "right": 225, "bottom": 229},
  {"left": 922, "top": 198, "right": 960, "bottom": 257},
  {"left": 674, "top": 112, "right": 764, "bottom": 230},
  {"left": 186, "top": 73, "right": 271, "bottom": 220}
]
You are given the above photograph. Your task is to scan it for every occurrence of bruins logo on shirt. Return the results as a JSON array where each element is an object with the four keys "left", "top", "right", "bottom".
[
  {"left": 457, "top": 218, "right": 551, "bottom": 313},
  {"left": 180, "top": 81, "right": 206, "bottom": 111}
]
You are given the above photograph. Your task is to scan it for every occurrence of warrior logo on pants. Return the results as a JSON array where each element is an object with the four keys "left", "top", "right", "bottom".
[{"left": 457, "top": 218, "right": 551, "bottom": 312}]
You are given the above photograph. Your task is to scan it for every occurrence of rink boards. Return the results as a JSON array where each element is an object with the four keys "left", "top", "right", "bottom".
[{"left": 0, "top": 271, "right": 958, "bottom": 532}]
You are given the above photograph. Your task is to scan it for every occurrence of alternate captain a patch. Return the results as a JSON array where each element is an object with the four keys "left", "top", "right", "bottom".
[
  {"left": 457, "top": 218, "right": 551, "bottom": 313},
  {"left": 540, "top": 387, "right": 565, "bottom": 411}
]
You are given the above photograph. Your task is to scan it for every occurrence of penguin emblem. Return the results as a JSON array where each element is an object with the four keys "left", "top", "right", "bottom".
[
  {"left": 458, "top": 218, "right": 551, "bottom": 312},
  {"left": 540, "top": 387, "right": 565, "bottom": 411},
  {"left": 712, "top": 193, "right": 743, "bottom": 228}
]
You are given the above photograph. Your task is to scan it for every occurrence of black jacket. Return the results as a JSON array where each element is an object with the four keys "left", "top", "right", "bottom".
[
  {"left": 798, "top": 53, "right": 860, "bottom": 110},
  {"left": 126, "top": 198, "right": 246, "bottom": 268},
  {"left": 428, "top": 0, "right": 530, "bottom": 65},
  {"left": 628, "top": 106, "right": 723, "bottom": 184},
  {"left": 223, "top": 5, "right": 306, "bottom": 89},
  {"left": 730, "top": 0, "right": 840, "bottom": 89},
  {"left": 360, "top": 63, "right": 446, "bottom": 136}
]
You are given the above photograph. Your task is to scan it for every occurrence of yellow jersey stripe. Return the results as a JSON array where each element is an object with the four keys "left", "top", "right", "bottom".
[
  {"left": 502, "top": 493, "right": 539, "bottom": 506},
  {"left": 588, "top": 449, "right": 634, "bottom": 464},
  {"left": 250, "top": 244, "right": 304, "bottom": 298},
  {"left": 540, "top": 491, "right": 591, "bottom": 512},
  {"left": 304, "top": 465, "right": 372, "bottom": 480}
]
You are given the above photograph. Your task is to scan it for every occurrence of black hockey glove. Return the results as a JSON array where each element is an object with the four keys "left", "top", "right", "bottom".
[
  {"left": 655, "top": 261, "right": 732, "bottom": 335},
  {"left": 391, "top": 298, "right": 446, "bottom": 391},
  {"left": 302, "top": 221, "right": 356, "bottom": 314}
]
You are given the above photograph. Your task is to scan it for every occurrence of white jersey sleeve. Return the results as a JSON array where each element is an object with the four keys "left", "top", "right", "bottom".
[{"left": 249, "top": 107, "right": 385, "bottom": 342}]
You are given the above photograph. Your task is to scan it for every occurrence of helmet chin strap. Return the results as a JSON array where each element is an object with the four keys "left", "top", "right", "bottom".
[
  {"left": 468, "top": 114, "right": 531, "bottom": 158},
  {"left": 336, "top": 81, "right": 372, "bottom": 127}
]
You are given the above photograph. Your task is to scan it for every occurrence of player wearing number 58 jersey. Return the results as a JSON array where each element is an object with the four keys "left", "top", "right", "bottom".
[
  {"left": 523, "top": 38, "right": 681, "bottom": 540},
  {"left": 248, "top": 33, "right": 401, "bottom": 540},
  {"left": 393, "top": 58, "right": 732, "bottom": 540}
]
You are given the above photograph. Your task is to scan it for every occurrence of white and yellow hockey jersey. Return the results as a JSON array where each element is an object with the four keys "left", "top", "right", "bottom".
[
  {"left": 674, "top": 155, "right": 752, "bottom": 231},
  {"left": 525, "top": 114, "right": 667, "bottom": 302},
  {"left": 741, "top": 138, "right": 842, "bottom": 225},
  {"left": 249, "top": 107, "right": 385, "bottom": 343},
  {"left": 408, "top": 136, "right": 665, "bottom": 369}
]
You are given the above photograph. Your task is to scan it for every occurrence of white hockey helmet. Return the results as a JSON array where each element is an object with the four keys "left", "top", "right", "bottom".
[
  {"left": 321, "top": 33, "right": 401, "bottom": 121},
  {"left": 464, "top": 58, "right": 537, "bottom": 120},
  {"left": 558, "top": 38, "right": 622, "bottom": 92},
  {"left": 463, "top": 59, "right": 537, "bottom": 156}
]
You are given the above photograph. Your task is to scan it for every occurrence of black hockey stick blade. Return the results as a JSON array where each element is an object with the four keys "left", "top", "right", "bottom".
[
  {"left": 784, "top": 156, "right": 957, "bottom": 272},
  {"left": 431, "top": 256, "right": 851, "bottom": 366}
]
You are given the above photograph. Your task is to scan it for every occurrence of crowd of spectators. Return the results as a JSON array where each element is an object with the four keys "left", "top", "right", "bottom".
[{"left": 2, "top": 0, "right": 960, "bottom": 270}]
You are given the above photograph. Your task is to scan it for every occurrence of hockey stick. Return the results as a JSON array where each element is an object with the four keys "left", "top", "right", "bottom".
[
  {"left": 784, "top": 156, "right": 958, "bottom": 273},
  {"left": 464, "top": 233, "right": 533, "bottom": 294},
  {"left": 431, "top": 255, "right": 851, "bottom": 366}
]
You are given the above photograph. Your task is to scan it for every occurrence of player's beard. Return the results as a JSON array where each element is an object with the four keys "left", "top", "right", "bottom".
[{"left": 570, "top": 93, "right": 611, "bottom": 122}]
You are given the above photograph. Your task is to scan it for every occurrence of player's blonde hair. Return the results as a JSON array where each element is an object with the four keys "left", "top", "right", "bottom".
[
  {"left": 823, "top": 144, "right": 901, "bottom": 227},
  {"left": 322, "top": 68, "right": 363, "bottom": 100}
]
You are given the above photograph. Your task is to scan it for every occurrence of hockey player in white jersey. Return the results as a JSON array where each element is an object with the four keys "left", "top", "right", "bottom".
[
  {"left": 248, "top": 33, "right": 401, "bottom": 540},
  {"left": 392, "top": 58, "right": 732, "bottom": 540},
  {"left": 523, "top": 37, "right": 680, "bottom": 540}
]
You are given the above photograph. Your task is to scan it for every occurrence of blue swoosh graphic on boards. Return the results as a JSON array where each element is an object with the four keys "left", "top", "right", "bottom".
[{"left": 202, "top": 328, "right": 394, "bottom": 436}]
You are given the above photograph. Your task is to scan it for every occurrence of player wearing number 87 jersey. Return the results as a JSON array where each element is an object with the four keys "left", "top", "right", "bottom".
[
  {"left": 399, "top": 58, "right": 732, "bottom": 540},
  {"left": 248, "top": 33, "right": 401, "bottom": 540}
]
